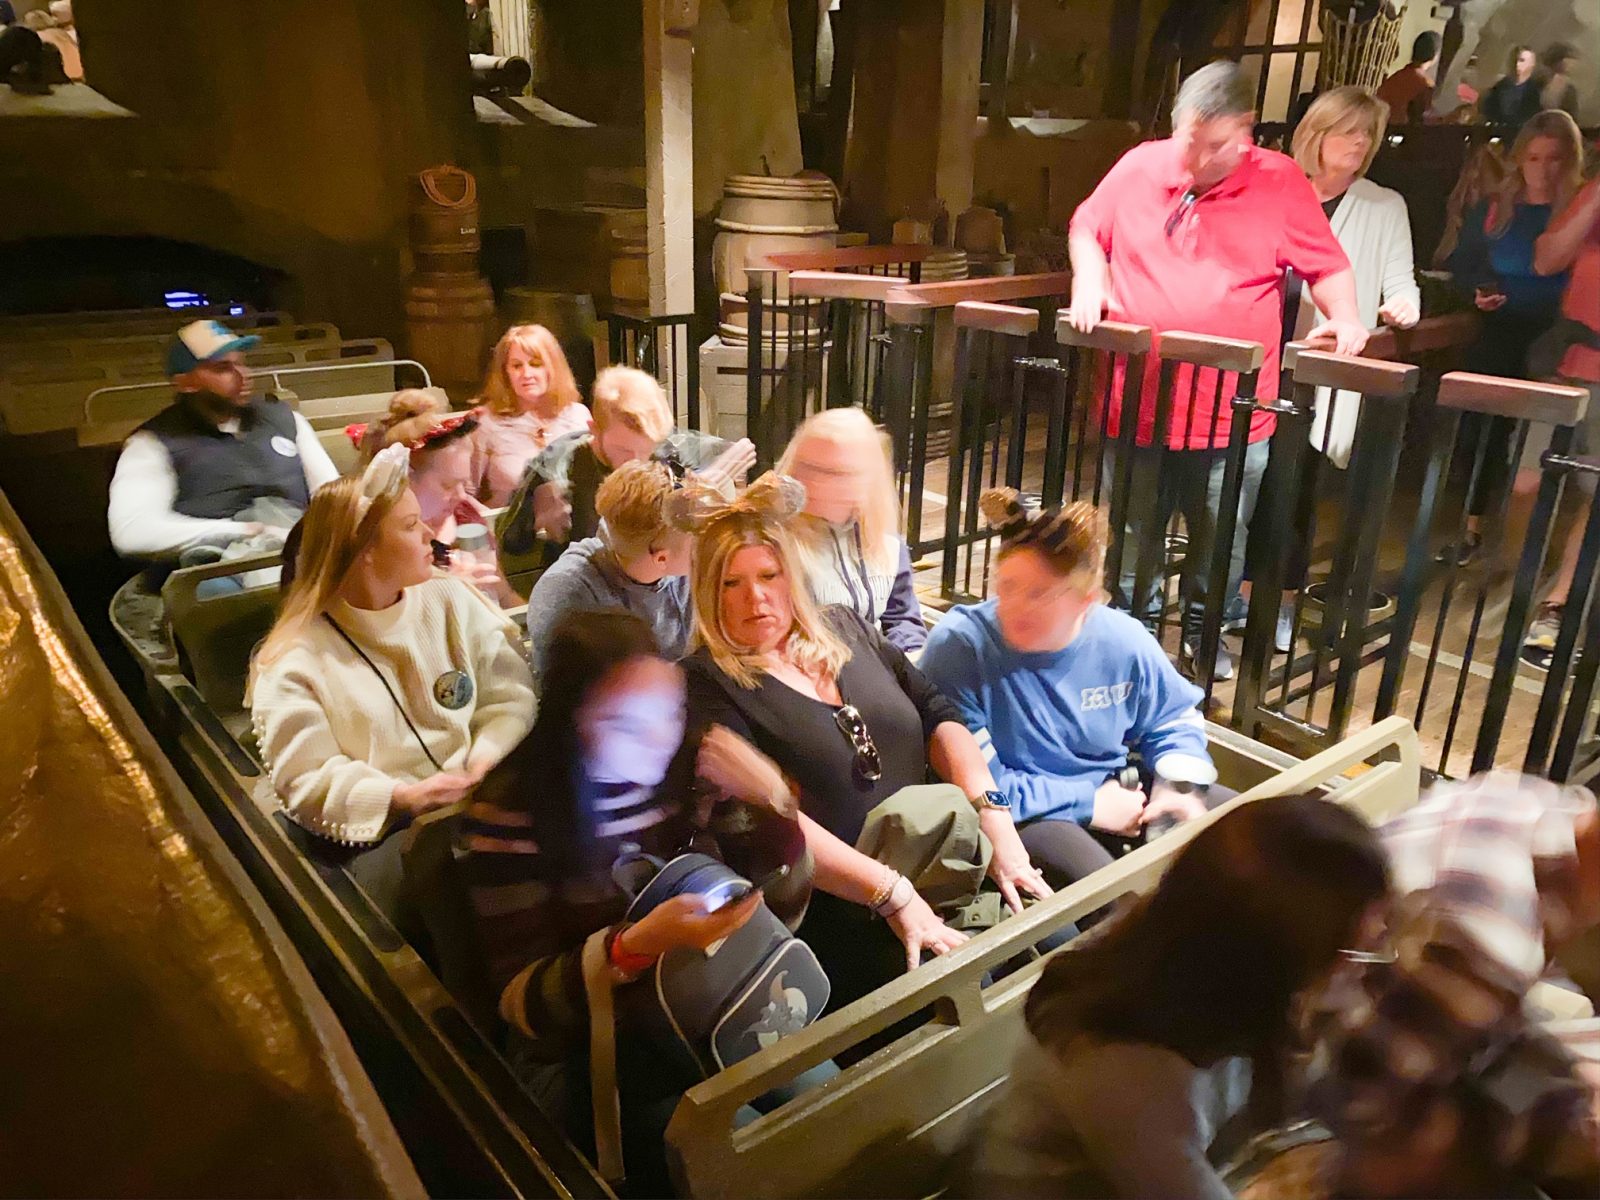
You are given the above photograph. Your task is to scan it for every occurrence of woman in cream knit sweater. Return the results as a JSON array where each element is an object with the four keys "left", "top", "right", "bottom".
[{"left": 249, "top": 446, "right": 533, "bottom": 911}]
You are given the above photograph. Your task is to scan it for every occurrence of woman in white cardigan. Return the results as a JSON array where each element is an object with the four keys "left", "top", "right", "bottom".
[
  {"left": 249, "top": 445, "right": 534, "bottom": 917},
  {"left": 1253, "top": 87, "right": 1421, "bottom": 651}
]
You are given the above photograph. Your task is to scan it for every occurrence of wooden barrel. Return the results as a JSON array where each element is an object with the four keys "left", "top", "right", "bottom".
[
  {"left": 502, "top": 287, "right": 598, "bottom": 388},
  {"left": 712, "top": 173, "right": 839, "bottom": 297},
  {"left": 609, "top": 225, "right": 650, "bottom": 304},
  {"left": 408, "top": 166, "right": 481, "bottom": 275},
  {"left": 404, "top": 272, "right": 495, "bottom": 400},
  {"left": 716, "top": 291, "right": 828, "bottom": 346}
]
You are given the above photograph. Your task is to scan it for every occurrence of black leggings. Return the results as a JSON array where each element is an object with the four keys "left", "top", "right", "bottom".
[{"left": 1017, "top": 818, "right": 1116, "bottom": 888}]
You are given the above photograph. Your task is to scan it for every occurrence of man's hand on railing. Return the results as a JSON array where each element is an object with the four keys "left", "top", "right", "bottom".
[
  {"left": 1062, "top": 284, "right": 1100, "bottom": 336},
  {"left": 1305, "top": 317, "right": 1370, "bottom": 356},
  {"left": 1066, "top": 279, "right": 1106, "bottom": 334},
  {"left": 1378, "top": 297, "right": 1420, "bottom": 329}
]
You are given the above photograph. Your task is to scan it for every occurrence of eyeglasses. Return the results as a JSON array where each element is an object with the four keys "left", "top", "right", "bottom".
[
  {"left": 833, "top": 703, "right": 882, "bottom": 782},
  {"left": 1165, "top": 188, "right": 1199, "bottom": 239}
]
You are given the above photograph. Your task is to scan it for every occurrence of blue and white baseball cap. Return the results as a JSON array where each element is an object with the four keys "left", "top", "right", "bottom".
[{"left": 166, "top": 319, "right": 261, "bottom": 376}]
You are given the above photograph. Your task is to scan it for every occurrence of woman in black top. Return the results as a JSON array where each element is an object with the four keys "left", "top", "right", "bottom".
[{"left": 675, "top": 474, "right": 1051, "bottom": 1012}]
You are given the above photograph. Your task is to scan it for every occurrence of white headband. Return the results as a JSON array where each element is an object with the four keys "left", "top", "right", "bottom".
[{"left": 356, "top": 443, "right": 410, "bottom": 519}]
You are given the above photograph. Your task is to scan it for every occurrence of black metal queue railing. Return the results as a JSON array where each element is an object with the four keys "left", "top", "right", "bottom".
[
  {"left": 941, "top": 302, "right": 1600, "bottom": 784},
  {"left": 1231, "top": 345, "right": 1422, "bottom": 750},
  {"left": 1368, "top": 371, "right": 1597, "bottom": 781},
  {"left": 939, "top": 305, "right": 1265, "bottom": 705},
  {"left": 742, "top": 270, "right": 1071, "bottom": 554},
  {"left": 602, "top": 304, "right": 700, "bottom": 430}
]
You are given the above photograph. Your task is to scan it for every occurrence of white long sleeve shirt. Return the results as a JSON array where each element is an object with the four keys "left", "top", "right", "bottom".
[
  {"left": 1299, "top": 177, "right": 1422, "bottom": 467},
  {"left": 251, "top": 576, "right": 535, "bottom": 845},
  {"left": 107, "top": 411, "right": 339, "bottom": 559}
]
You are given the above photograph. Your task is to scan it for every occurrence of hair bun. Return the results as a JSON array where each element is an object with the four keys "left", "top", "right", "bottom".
[{"left": 980, "top": 487, "right": 1030, "bottom": 533}]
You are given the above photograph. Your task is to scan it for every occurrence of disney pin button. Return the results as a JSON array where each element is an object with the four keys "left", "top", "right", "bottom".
[
  {"left": 433, "top": 669, "right": 474, "bottom": 710},
  {"left": 270, "top": 435, "right": 300, "bottom": 458}
]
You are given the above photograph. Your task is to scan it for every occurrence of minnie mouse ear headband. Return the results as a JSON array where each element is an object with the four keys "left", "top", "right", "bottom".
[
  {"left": 979, "top": 487, "right": 1107, "bottom": 560},
  {"left": 356, "top": 444, "right": 410, "bottom": 519},
  {"left": 665, "top": 471, "right": 807, "bottom": 535},
  {"left": 344, "top": 409, "right": 480, "bottom": 454}
]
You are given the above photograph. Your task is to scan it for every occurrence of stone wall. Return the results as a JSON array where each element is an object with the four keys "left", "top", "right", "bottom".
[{"left": 0, "top": 0, "right": 470, "bottom": 341}]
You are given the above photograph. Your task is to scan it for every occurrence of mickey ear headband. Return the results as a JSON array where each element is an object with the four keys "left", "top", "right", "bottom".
[
  {"left": 665, "top": 471, "right": 807, "bottom": 534},
  {"left": 356, "top": 444, "right": 410, "bottom": 519}
]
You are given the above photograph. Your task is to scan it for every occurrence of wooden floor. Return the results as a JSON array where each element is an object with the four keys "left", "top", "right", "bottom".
[{"left": 903, "top": 425, "right": 1596, "bottom": 780}]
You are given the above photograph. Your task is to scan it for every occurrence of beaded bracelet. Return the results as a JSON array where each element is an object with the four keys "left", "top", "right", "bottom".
[{"left": 866, "top": 867, "right": 899, "bottom": 912}]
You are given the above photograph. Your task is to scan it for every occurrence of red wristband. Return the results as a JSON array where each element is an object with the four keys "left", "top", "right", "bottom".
[{"left": 606, "top": 924, "right": 656, "bottom": 976}]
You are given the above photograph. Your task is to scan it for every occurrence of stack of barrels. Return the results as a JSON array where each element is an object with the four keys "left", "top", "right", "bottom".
[{"left": 405, "top": 165, "right": 496, "bottom": 400}]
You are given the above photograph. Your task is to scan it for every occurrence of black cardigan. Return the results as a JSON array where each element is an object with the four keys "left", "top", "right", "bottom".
[{"left": 683, "top": 607, "right": 962, "bottom": 844}]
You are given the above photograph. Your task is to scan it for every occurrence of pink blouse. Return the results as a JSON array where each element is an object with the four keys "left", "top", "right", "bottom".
[{"left": 470, "top": 403, "right": 592, "bottom": 507}]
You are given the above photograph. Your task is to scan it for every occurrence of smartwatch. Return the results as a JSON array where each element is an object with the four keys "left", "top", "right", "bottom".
[{"left": 973, "top": 789, "right": 1011, "bottom": 812}]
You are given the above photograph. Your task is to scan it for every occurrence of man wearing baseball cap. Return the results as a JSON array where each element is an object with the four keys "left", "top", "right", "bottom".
[{"left": 106, "top": 319, "right": 339, "bottom": 569}]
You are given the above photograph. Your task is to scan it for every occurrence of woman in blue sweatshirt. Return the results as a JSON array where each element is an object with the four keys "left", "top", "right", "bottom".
[{"left": 920, "top": 490, "right": 1213, "bottom": 885}]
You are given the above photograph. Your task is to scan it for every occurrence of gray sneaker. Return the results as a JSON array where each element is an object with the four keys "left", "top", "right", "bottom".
[
  {"left": 1182, "top": 636, "right": 1235, "bottom": 682},
  {"left": 1274, "top": 608, "right": 1294, "bottom": 654}
]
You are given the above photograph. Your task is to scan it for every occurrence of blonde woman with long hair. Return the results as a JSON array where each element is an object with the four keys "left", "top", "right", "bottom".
[
  {"left": 250, "top": 446, "right": 533, "bottom": 915},
  {"left": 1446, "top": 108, "right": 1584, "bottom": 559},
  {"left": 470, "top": 323, "right": 590, "bottom": 507},
  {"left": 777, "top": 407, "right": 927, "bottom": 652},
  {"left": 1244, "top": 88, "right": 1424, "bottom": 652},
  {"left": 677, "top": 473, "right": 1050, "bottom": 1013}
]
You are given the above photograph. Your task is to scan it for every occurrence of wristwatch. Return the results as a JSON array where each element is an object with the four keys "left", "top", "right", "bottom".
[{"left": 972, "top": 789, "right": 1011, "bottom": 812}]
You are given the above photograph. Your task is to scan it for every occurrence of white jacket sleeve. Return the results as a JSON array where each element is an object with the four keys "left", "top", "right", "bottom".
[
  {"left": 1379, "top": 194, "right": 1422, "bottom": 312},
  {"left": 107, "top": 432, "right": 254, "bottom": 559},
  {"left": 293, "top": 412, "right": 342, "bottom": 491},
  {"left": 458, "top": 582, "right": 536, "bottom": 774},
  {"left": 252, "top": 659, "right": 398, "bottom": 845}
]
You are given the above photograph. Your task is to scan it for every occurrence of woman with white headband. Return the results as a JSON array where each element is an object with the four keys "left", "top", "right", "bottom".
[{"left": 249, "top": 445, "right": 534, "bottom": 915}]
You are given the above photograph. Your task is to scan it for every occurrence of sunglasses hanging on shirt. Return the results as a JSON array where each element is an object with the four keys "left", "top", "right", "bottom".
[
  {"left": 1165, "top": 188, "right": 1199, "bottom": 239},
  {"left": 833, "top": 702, "right": 883, "bottom": 783}
]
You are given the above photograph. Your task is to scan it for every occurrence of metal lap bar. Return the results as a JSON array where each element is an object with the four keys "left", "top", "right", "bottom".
[{"left": 666, "top": 718, "right": 1421, "bottom": 1200}]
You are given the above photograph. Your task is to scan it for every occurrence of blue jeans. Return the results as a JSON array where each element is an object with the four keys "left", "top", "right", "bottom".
[
  {"left": 1101, "top": 439, "right": 1270, "bottom": 633},
  {"left": 194, "top": 574, "right": 246, "bottom": 599}
]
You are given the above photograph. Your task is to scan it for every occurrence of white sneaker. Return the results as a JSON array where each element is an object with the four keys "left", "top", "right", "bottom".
[{"left": 1274, "top": 609, "right": 1294, "bottom": 654}]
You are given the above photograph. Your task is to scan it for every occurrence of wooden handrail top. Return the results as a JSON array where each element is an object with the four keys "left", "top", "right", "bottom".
[
  {"left": 782, "top": 271, "right": 901, "bottom": 302},
  {"left": 1054, "top": 315, "right": 1154, "bottom": 355},
  {"left": 1157, "top": 330, "right": 1265, "bottom": 373},
  {"left": 1361, "top": 312, "right": 1478, "bottom": 361},
  {"left": 756, "top": 244, "right": 934, "bottom": 271},
  {"left": 953, "top": 302, "right": 1039, "bottom": 336},
  {"left": 1437, "top": 372, "right": 1589, "bottom": 425},
  {"left": 885, "top": 271, "right": 1071, "bottom": 311},
  {"left": 1284, "top": 345, "right": 1419, "bottom": 399}
]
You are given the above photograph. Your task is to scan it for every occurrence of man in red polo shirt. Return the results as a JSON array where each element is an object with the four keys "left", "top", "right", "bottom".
[{"left": 1068, "top": 60, "right": 1367, "bottom": 679}]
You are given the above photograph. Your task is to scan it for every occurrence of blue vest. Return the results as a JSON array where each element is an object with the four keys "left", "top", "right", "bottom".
[{"left": 140, "top": 394, "right": 311, "bottom": 521}]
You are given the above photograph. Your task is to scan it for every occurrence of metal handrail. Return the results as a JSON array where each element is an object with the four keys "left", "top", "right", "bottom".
[{"left": 82, "top": 358, "right": 430, "bottom": 426}]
